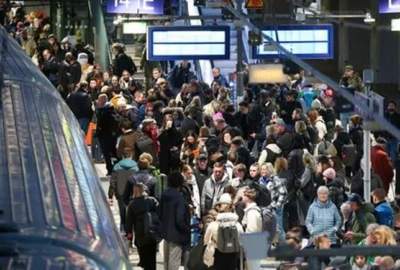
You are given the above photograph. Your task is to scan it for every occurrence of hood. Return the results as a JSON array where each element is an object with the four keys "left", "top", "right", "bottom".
[
  {"left": 216, "top": 212, "right": 239, "bottom": 226},
  {"left": 118, "top": 159, "right": 138, "bottom": 170},
  {"left": 266, "top": 143, "right": 282, "bottom": 154},
  {"left": 361, "top": 202, "right": 375, "bottom": 214},
  {"left": 315, "top": 199, "right": 334, "bottom": 209},
  {"left": 211, "top": 173, "right": 229, "bottom": 185}
]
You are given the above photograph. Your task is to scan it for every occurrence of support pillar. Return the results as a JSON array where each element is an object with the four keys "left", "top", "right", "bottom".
[{"left": 338, "top": 0, "right": 349, "bottom": 72}]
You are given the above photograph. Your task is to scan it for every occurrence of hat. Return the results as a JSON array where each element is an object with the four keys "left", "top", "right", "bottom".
[
  {"left": 348, "top": 193, "right": 363, "bottom": 204},
  {"left": 212, "top": 112, "right": 225, "bottom": 122},
  {"left": 197, "top": 153, "right": 208, "bottom": 160},
  {"left": 142, "top": 118, "right": 156, "bottom": 126},
  {"left": 47, "top": 34, "right": 55, "bottom": 39},
  {"left": 322, "top": 168, "right": 336, "bottom": 180},
  {"left": 311, "top": 98, "right": 322, "bottom": 110},
  {"left": 345, "top": 65, "right": 354, "bottom": 70},
  {"left": 216, "top": 193, "right": 232, "bottom": 205}
]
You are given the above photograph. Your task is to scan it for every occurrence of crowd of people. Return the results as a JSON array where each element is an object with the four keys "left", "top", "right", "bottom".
[{"left": 3, "top": 2, "right": 400, "bottom": 270}]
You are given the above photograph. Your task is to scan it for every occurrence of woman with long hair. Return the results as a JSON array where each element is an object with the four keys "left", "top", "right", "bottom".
[{"left": 180, "top": 131, "right": 201, "bottom": 165}]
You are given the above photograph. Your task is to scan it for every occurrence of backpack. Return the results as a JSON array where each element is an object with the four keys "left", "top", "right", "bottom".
[
  {"left": 307, "top": 125, "right": 319, "bottom": 145},
  {"left": 328, "top": 180, "right": 346, "bottom": 207},
  {"left": 300, "top": 171, "right": 317, "bottom": 202},
  {"left": 143, "top": 198, "right": 161, "bottom": 243},
  {"left": 259, "top": 207, "right": 277, "bottom": 238},
  {"left": 342, "top": 143, "right": 357, "bottom": 167},
  {"left": 216, "top": 225, "right": 240, "bottom": 253},
  {"left": 149, "top": 166, "right": 167, "bottom": 200}
]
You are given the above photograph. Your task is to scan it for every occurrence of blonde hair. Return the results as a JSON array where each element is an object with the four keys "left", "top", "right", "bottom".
[
  {"left": 373, "top": 226, "right": 397, "bottom": 246},
  {"left": 274, "top": 157, "right": 288, "bottom": 174},
  {"left": 261, "top": 162, "right": 275, "bottom": 176}
]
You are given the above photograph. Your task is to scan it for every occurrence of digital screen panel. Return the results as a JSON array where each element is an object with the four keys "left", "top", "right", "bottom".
[
  {"left": 379, "top": 0, "right": 400, "bottom": 14},
  {"left": 253, "top": 24, "right": 334, "bottom": 60},
  {"left": 106, "top": 0, "right": 164, "bottom": 15},
  {"left": 147, "top": 26, "right": 230, "bottom": 60}
]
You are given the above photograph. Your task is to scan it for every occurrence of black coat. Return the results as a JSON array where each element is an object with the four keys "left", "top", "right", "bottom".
[
  {"left": 126, "top": 196, "right": 159, "bottom": 246},
  {"left": 180, "top": 117, "right": 199, "bottom": 136},
  {"left": 113, "top": 53, "right": 137, "bottom": 77},
  {"left": 66, "top": 89, "right": 93, "bottom": 120},
  {"left": 42, "top": 56, "right": 59, "bottom": 86},
  {"left": 95, "top": 105, "right": 120, "bottom": 137},
  {"left": 159, "top": 188, "right": 191, "bottom": 246},
  {"left": 158, "top": 128, "right": 183, "bottom": 174}
]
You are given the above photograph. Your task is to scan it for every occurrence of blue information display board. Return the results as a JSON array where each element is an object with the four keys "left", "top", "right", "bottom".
[
  {"left": 379, "top": 0, "right": 400, "bottom": 13},
  {"left": 253, "top": 24, "right": 334, "bottom": 60},
  {"left": 147, "top": 26, "right": 230, "bottom": 60},
  {"left": 106, "top": 0, "right": 164, "bottom": 15}
]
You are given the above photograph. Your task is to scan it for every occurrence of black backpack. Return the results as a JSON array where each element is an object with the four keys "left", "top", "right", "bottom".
[
  {"left": 143, "top": 198, "right": 161, "bottom": 243},
  {"left": 216, "top": 225, "right": 240, "bottom": 253},
  {"left": 300, "top": 172, "right": 317, "bottom": 201}
]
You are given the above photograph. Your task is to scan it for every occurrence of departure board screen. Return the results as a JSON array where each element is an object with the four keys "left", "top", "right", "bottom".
[
  {"left": 254, "top": 24, "right": 334, "bottom": 60},
  {"left": 147, "top": 26, "right": 230, "bottom": 60}
]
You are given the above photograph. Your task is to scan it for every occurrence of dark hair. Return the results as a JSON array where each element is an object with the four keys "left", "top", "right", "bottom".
[
  {"left": 372, "top": 188, "right": 386, "bottom": 201},
  {"left": 120, "top": 119, "right": 132, "bottom": 130},
  {"left": 168, "top": 172, "right": 184, "bottom": 188}
]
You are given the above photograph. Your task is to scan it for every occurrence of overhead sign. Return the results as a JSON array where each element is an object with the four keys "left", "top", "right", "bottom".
[
  {"left": 380, "top": 0, "right": 400, "bottom": 14},
  {"left": 253, "top": 24, "right": 334, "bottom": 60},
  {"left": 392, "top": 18, "right": 400, "bottom": 31},
  {"left": 123, "top": 22, "right": 147, "bottom": 34},
  {"left": 106, "top": 0, "right": 164, "bottom": 15},
  {"left": 147, "top": 26, "right": 230, "bottom": 60}
]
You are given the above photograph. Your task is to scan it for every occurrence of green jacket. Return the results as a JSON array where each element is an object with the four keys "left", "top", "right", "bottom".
[{"left": 351, "top": 203, "right": 376, "bottom": 244}]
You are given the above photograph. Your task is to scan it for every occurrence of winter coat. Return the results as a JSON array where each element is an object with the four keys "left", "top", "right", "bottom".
[
  {"left": 160, "top": 188, "right": 191, "bottom": 246},
  {"left": 126, "top": 195, "right": 159, "bottom": 247},
  {"left": 201, "top": 174, "right": 230, "bottom": 215},
  {"left": 203, "top": 212, "right": 243, "bottom": 267},
  {"left": 349, "top": 203, "right": 376, "bottom": 244},
  {"left": 66, "top": 89, "right": 93, "bottom": 120},
  {"left": 158, "top": 127, "right": 183, "bottom": 174},
  {"left": 185, "top": 175, "right": 201, "bottom": 217},
  {"left": 242, "top": 203, "right": 262, "bottom": 233},
  {"left": 193, "top": 167, "right": 212, "bottom": 195},
  {"left": 305, "top": 199, "right": 341, "bottom": 243},
  {"left": 313, "top": 116, "right": 327, "bottom": 142},
  {"left": 109, "top": 159, "right": 138, "bottom": 200},
  {"left": 116, "top": 130, "right": 139, "bottom": 159},
  {"left": 374, "top": 201, "right": 394, "bottom": 227},
  {"left": 180, "top": 117, "right": 199, "bottom": 136},
  {"left": 42, "top": 56, "right": 59, "bottom": 86},
  {"left": 371, "top": 145, "right": 394, "bottom": 194},
  {"left": 113, "top": 52, "right": 136, "bottom": 77},
  {"left": 124, "top": 169, "right": 156, "bottom": 204},
  {"left": 95, "top": 104, "right": 120, "bottom": 137}
]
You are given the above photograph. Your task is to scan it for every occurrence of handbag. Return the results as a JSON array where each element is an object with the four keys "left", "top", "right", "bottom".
[{"left": 188, "top": 242, "right": 208, "bottom": 270}]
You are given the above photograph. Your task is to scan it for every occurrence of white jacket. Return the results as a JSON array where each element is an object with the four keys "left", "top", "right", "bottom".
[{"left": 242, "top": 203, "right": 262, "bottom": 233}]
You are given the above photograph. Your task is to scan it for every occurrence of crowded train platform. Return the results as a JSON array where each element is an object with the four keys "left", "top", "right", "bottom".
[{"left": 1, "top": 0, "right": 400, "bottom": 269}]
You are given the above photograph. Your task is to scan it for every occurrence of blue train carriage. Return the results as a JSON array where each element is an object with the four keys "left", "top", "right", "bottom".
[{"left": 0, "top": 26, "right": 131, "bottom": 269}]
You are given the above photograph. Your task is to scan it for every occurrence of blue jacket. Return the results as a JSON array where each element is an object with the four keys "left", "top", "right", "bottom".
[
  {"left": 374, "top": 201, "right": 393, "bottom": 227},
  {"left": 305, "top": 199, "right": 342, "bottom": 243},
  {"left": 159, "top": 188, "right": 191, "bottom": 247}
]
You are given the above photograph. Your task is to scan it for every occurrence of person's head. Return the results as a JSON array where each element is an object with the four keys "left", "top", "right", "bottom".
[
  {"left": 65, "top": 52, "right": 74, "bottom": 63},
  {"left": 122, "top": 70, "right": 131, "bottom": 82},
  {"left": 242, "top": 188, "right": 257, "bottom": 205},
  {"left": 303, "top": 151, "right": 316, "bottom": 170},
  {"left": 222, "top": 130, "right": 232, "bottom": 145},
  {"left": 152, "top": 67, "right": 162, "bottom": 80},
  {"left": 350, "top": 114, "right": 363, "bottom": 128},
  {"left": 340, "top": 202, "right": 352, "bottom": 221},
  {"left": 212, "top": 112, "right": 226, "bottom": 130},
  {"left": 322, "top": 168, "right": 336, "bottom": 183},
  {"left": 365, "top": 223, "right": 379, "bottom": 245},
  {"left": 112, "top": 43, "right": 124, "bottom": 55},
  {"left": 122, "top": 147, "right": 134, "bottom": 159},
  {"left": 185, "top": 130, "right": 197, "bottom": 145},
  {"left": 373, "top": 225, "right": 397, "bottom": 246},
  {"left": 238, "top": 101, "right": 249, "bottom": 114},
  {"left": 212, "top": 67, "right": 221, "bottom": 78},
  {"left": 134, "top": 90, "right": 145, "bottom": 104},
  {"left": 215, "top": 193, "right": 233, "bottom": 213},
  {"left": 142, "top": 118, "right": 157, "bottom": 132},
  {"left": 387, "top": 100, "right": 397, "bottom": 114},
  {"left": 318, "top": 156, "right": 332, "bottom": 173},
  {"left": 314, "top": 234, "right": 331, "bottom": 249},
  {"left": 234, "top": 163, "right": 247, "bottom": 180},
  {"left": 292, "top": 108, "right": 303, "bottom": 121},
  {"left": 133, "top": 183, "right": 146, "bottom": 198},
  {"left": 317, "top": 186, "right": 329, "bottom": 203},
  {"left": 260, "top": 163, "right": 275, "bottom": 178},
  {"left": 294, "top": 120, "right": 307, "bottom": 135},
  {"left": 213, "top": 162, "right": 225, "bottom": 182},
  {"left": 97, "top": 93, "right": 108, "bottom": 107},
  {"left": 111, "top": 75, "right": 119, "bottom": 87},
  {"left": 249, "top": 163, "right": 260, "bottom": 179},
  {"left": 89, "top": 79, "right": 97, "bottom": 89},
  {"left": 372, "top": 188, "right": 386, "bottom": 205},
  {"left": 348, "top": 193, "right": 363, "bottom": 211},
  {"left": 156, "top": 78, "right": 168, "bottom": 90},
  {"left": 168, "top": 171, "right": 185, "bottom": 188},
  {"left": 274, "top": 157, "right": 288, "bottom": 174},
  {"left": 120, "top": 119, "right": 132, "bottom": 132},
  {"left": 376, "top": 256, "right": 395, "bottom": 270},
  {"left": 343, "top": 65, "right": 354, "bottom": 78},
  {"left": 181, "top": 164, "right": 193, "bottom": 180},
  {"left": 196, "top": 154, "right": 208, "bottom": 170},
  {"left": 138, "top": 153, "right": 152, "bottom": 170},
  {"left": 354, "top": 255, "right": 367, "bottom": 268},
  {"left": 42, "top": 49, "right": 52, "bottom": 61},
  {"left": 307, "top": 109, "right": 319, "bottom": 124}
]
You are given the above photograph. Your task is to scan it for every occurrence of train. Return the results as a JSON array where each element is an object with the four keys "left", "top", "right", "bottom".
[{"left": 0, "top": 27, "right": 131, "bottom": 269}]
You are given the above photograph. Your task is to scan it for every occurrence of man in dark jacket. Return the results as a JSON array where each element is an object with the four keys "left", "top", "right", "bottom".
[
  {"left": 66, "top": 81, "right": 93, "bottom": 133},
  {"left": 212, "top": 67, "right": 229, "bottom": 87},
  {"left": 160, "top": 172, "right": 191, "bottom": 270},
  {"left": 193, "top": 154, "right": 211, "bottom": 194},
  {"left": 112, "top": 43, "right": 137, "bottom": 77},
  {"left": 168, "top": 61, "right": 196, "bottom": 94},
  {"left": 41, "top": 48, "right": 59, "bottom": 87}
]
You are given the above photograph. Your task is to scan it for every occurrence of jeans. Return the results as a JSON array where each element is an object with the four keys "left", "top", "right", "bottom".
[
  {"left": 386, "top": 139, "right": 398, "bottom": 163},
  {"left": 275, "top": 207, "right": 285, "bottom": 242}
]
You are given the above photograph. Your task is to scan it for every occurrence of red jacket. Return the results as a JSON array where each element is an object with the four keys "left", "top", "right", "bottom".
[{"left": 371, "top": 145, "right": 394, "bottom": 192}]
